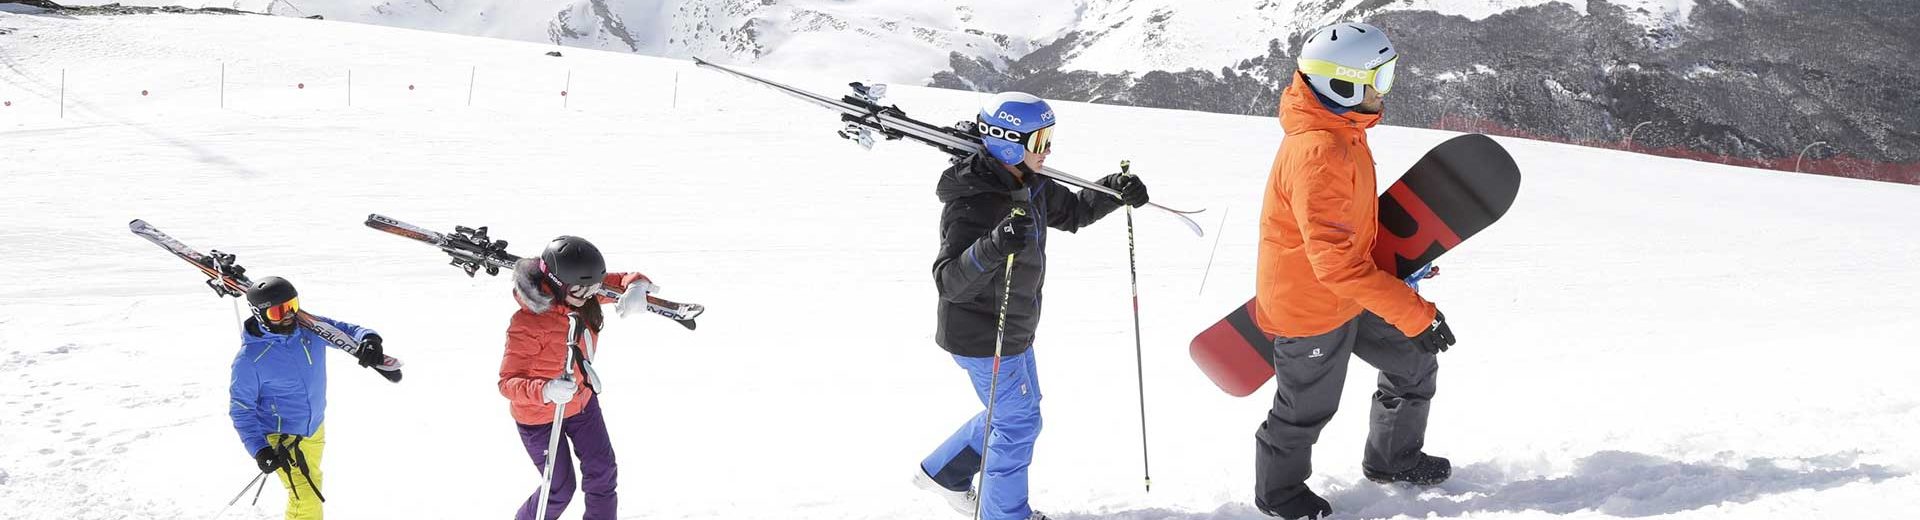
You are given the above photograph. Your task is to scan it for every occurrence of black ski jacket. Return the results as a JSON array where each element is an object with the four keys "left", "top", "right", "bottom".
[{"left": 933, "top": 153, "right": 1122, "bottom": 358}]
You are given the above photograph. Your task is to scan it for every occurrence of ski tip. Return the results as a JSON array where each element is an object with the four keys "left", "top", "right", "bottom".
[
  {"left": 678, "top": 319, "right": 697, "bottom": 331},
  {"left": 691, "top": 56, "right": 712, "bottom": 66},
  {"left": 377, "top": 368, "right": 402, "bottom": 383}
]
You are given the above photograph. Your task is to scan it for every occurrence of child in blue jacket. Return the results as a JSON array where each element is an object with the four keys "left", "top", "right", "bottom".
[{"left": 227, "top": 276, "right": 384, "bottom": 520}]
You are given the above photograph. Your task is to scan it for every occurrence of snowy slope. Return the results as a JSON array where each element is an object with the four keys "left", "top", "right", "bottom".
[{"left": 4, "top": 9, "right": 1920, "bottom": 520}]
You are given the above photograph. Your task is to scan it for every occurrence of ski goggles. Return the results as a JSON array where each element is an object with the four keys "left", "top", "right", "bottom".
[
  {"left": 256, "top": 297, "right": 300, "bottom": 322},
  {"left": 565, "top": 282, "right": 603, "bottom": 301},
  {"left": 978, "top": 119, "right": 1055, "bottom": 155},
  {"left": 1298, "top": 56, "right": 1398, "bottom": 94},
  {"left": 1025, "top": 125, "right": 1055, "bottom": 155}
]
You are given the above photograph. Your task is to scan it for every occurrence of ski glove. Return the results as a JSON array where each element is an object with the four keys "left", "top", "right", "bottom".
[
  {"left": 1411, "top": 310, "right": 1455, "bottom": 354},
  {"left": 987, "top": 210, "right": 1034, "bottom": 256},
  {"left": 615, "top": 280, "right": 659, "bottom": 318},
  {"left": 542, "top": 378, "right": 578, "bottom": 405},
  {"left": 354, "top": 334, "right": 385, "bottom": 368},
  {"left": 1097, "top": 173, "right": 1151, "bottom": 207},
  {"left": 253, "top": 446, "right": 289, "bottom": 474}
]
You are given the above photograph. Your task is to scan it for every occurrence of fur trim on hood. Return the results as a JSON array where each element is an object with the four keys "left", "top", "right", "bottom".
[{"left": 512, "top": 259, "right": 555, "bottom": 314}]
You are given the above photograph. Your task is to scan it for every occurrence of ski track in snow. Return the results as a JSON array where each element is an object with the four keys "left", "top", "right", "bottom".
[{"left": 2, "top": 9, "right": 1919, "bottom": 520}]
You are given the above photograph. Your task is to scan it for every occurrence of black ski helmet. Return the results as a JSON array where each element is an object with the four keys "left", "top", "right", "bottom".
[
  {"left": 246, "top": 276, "right": 297, "bottom": 313},
  {"left": 540, "top": 236, "right": 606, "bottom": 289}
]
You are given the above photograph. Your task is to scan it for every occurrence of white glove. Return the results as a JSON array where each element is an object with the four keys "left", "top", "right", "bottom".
[
  {"left": 615, "top": 281, "right": 660, "bottom": 318},
  {"left": 542, "top": 378, "right": 577, "bottom": 404}
]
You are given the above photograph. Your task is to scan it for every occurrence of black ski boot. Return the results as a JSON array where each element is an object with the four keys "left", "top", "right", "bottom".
[
  {"left": 1258, "top": 485, "right": 1332, "bottom": 519},
  {"left": 1364, "top": 452, "right": 1452, "bottom": 485}
]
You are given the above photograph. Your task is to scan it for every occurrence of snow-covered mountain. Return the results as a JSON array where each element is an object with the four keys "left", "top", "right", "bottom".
[
  {"left": 52, "top": 0, "right": 1078, "bottom": 83},
  {"left": 52, "top": 0, "right": 1707, "bottom": 84},
  {"left": 43, "top": 0, "right": 1916, "bottom": 178}
]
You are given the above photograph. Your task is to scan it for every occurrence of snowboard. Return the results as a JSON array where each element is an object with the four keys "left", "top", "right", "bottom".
[{"left": 1190, "top": 133, "right": 1521, "bottom": 397}]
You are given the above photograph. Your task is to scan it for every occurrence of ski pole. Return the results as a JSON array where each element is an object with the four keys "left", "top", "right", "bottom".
[
  {"left": 1197, "top": 205, "right": 1230, "bottom": 295},
  {"left": 535, "top": 311, "right": 583, "bottom": 520},
  {"left": 976, "top": 191, "right": 1029, "bottom": 520},
  {"left": 1120, "top": 160, "right": 1152, "bottom": 492},
  {"left": 212, "top": 471, "right": 268, "bottom": 518}
]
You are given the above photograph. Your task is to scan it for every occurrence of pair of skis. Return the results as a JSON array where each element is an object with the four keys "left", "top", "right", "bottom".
[
  {"left": 361, "top": 214, "right": 704, "bottom": 329},
  {"left": 691, "top": 58, "right": 1208, "bottom": 237},
  {"left": 129, "top": 219, "right": 406, "bottom": 383}
]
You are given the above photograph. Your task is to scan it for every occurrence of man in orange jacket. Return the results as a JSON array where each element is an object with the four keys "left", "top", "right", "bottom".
[{"left": 1253, "top": 22, "right": 1457, "bottom": 519}]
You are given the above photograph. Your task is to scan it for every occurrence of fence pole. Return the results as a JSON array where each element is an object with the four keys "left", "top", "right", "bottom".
[
  {"left": 563, "top": 70, "right": 571, "bottom": 109},
  {"left": 672, "top": 70, "right": 679, "bottom": 109},
  {"left": 220, "top": 62, "right": 225, "bottom": 109},
  {"left": 60, "top": 68, "right": 65, "bottom": 119},
  {"left": 467, "top": 66, "right": 475, "bottom": 107},
  {"left": 347, "top": 69, "right": 353, "bottom": 107}
]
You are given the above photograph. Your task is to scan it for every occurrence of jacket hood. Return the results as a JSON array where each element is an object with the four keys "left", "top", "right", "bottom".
[
  {"left": 1279, "top": 73, "right": 1381, "bottom": 136},
  {"left": 936, "top": 153, "right": 1023, "bottom": 203},
  {"left": 513, "top": 259, "right": 557, "bottom": 314}
]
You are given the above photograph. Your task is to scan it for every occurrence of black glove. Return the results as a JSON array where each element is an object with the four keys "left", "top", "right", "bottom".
[
  {"left": 987, "top": 209, "right": 1034, "bottom": 255},
  {"left": 1097, "top": 173, "right": 1151, "bottom": 207},
  {"left": 253, "top": 445, "right": 288, "bottom": 474},
  {"left": 355, "top": 334, "right": 385, "bottom": 368},
  {"left": 1411, "top": 310, "right": 1455, "bottom": 354}
]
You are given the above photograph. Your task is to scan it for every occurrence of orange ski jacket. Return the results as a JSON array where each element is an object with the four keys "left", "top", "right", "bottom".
[
  {"left": 499, "top": 262, "right": 648, "bottom": 426},
  {"left": 1255, "top": 74, "right": 1436, "bottom": 338}
]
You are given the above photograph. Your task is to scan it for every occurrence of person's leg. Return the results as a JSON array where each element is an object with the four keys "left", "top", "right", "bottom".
[
  {"left": 270, "top": 425, "right": 325, "bottom": 520},
  {"left": 515, "top": 419, "right": 578, "bottom": 520},
  {"left": 1350, "top": 311, "right": 1440, "bottom": 475},
  {"left": 972, "top": 349, "right": 1042, "bottom": 520},
  {"left": 566, "top": 397, "right": 619, "bottom": 520},
  {"left": 1254, "top": 319, "right": 1358, "bottom": 512}
]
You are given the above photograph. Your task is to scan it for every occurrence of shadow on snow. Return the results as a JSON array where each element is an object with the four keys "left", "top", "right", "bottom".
[{"left": 1052, "top": 450, "right": 1903, "bottom": 519}]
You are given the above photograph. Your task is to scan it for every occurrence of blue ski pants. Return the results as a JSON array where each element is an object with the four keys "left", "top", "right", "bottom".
[{"left": 921, "top": 349, "right": 1042, "bottom": 520}]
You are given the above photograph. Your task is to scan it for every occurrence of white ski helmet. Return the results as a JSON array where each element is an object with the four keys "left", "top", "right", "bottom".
[{"left": 1297, "top": 22, "right": 1399, "bottom": 107}]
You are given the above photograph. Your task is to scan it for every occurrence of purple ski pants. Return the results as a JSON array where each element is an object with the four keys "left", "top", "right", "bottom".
[{"left": 515, "top": 395, "right": 618, "bottom": 520}]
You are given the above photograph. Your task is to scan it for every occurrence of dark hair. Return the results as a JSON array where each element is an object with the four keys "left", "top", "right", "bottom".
[{"left": 576, "top": 297, "right": 605, "bottom": 333}]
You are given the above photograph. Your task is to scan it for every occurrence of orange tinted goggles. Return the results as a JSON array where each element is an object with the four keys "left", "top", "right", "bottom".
[
  {"left": 260, "top": 298, "right": 300, "bottom": 321},
  {"left": 1025, "top": 126, "right": 1054, "bottom": 155}
]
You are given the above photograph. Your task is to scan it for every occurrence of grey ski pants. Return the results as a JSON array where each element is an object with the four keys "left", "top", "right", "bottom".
[{"left": 1254, "top": 311, "right": 1438, "bottom": 506}]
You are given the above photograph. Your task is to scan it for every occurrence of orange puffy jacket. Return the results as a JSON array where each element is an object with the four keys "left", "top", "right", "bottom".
[
  {"left": 499, "top": 266, "right": 649, "bottom": 426},
  {"left": 1255, "top": 74, "right": 1436, "bottom": 338}
]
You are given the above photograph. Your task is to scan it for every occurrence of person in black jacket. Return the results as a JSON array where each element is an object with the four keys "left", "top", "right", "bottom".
[{"left": 911, "top": 92, "right": 1150, "bottom": 520}]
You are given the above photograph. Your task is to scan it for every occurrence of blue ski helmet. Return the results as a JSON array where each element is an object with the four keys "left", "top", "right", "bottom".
[{"left": 978, "top": 92, "right": 1056, "bottom": 165}]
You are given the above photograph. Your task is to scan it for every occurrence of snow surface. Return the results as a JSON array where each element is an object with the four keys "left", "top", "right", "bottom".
[{"left": 3, "top": 10, "right": 1919, "bottom": 520}]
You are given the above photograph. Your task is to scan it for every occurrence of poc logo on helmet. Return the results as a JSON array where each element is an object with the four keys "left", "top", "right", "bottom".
[
  {"left": 996, "top": 111, "right": 1024, "bottom": 126},
  {"left": 980, "top": 125, "right": 1025, "bottom": 142}
]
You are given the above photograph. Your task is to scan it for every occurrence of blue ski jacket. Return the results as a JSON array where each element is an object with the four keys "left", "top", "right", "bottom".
[{"left": 228, "top": 315, "right": 376, "bottom": 455}]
